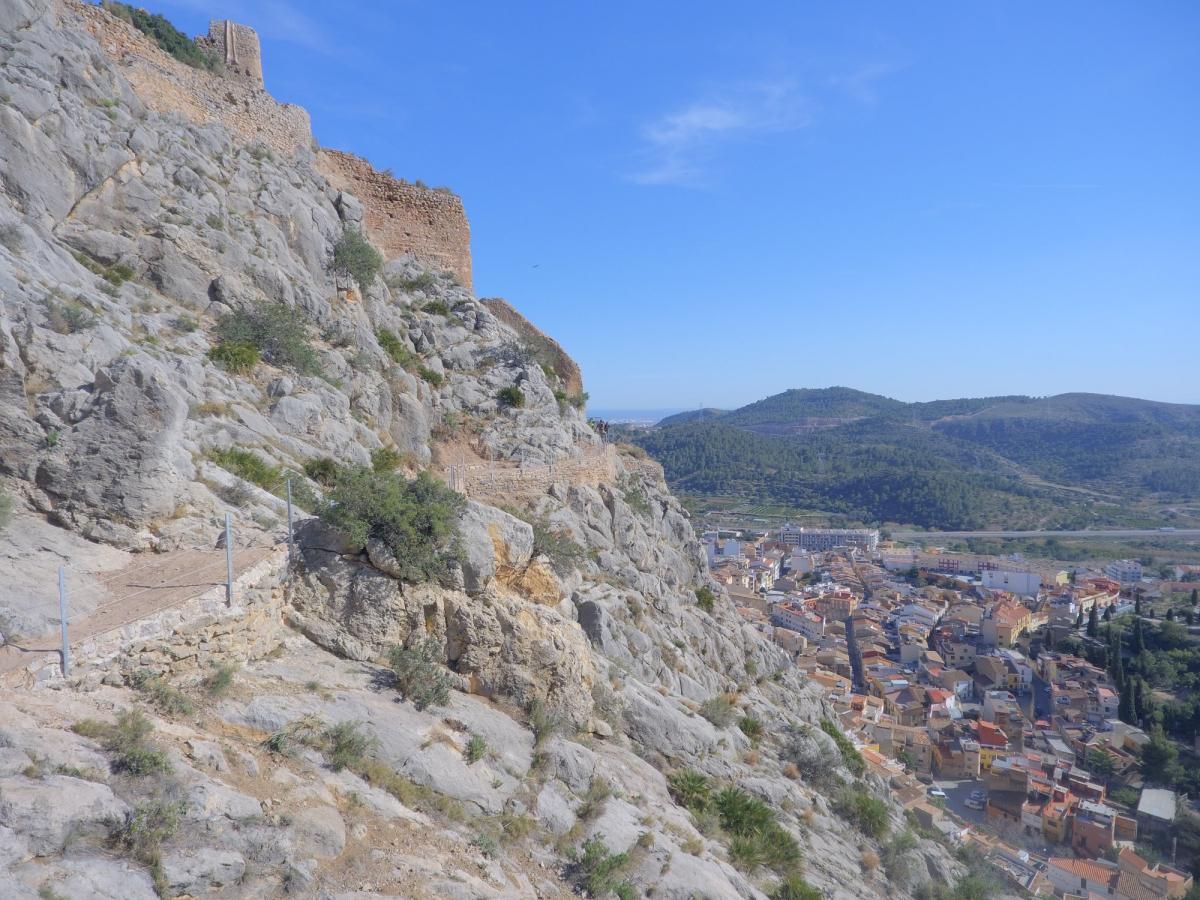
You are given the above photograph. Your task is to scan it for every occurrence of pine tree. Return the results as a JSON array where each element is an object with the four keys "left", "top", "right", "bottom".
[
  {"left": 1136, "top": 596, "right": 1143, "bottom": 616},
  {"left": 1133, "top": 617, "right": 1147, "bottom": 655},
  {"left": 1166, "top": 607, "right": 1176, "bottom": 622},
  {"left": 1103, "top": 605, "right": 1113, "bottom": 622},
  {"left": 1191, "top": 587, "right": 1198, "bottom": 607},
  {"left": 1118, "top": 678, "right": 1134, "bottom": 723},
  {"left": 1075, "top": 609, "right": 1084, "bottom": 629},
  {"left": 1087, "top": 606, "right": 1099, "bottom": 638}
]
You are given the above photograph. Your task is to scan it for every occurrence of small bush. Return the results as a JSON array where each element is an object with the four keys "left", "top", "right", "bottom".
[
  {"left": 214, "top": 303, "right": 320, "bottom": 375},
  {"left": 578, "top": 776, "right": 612, "bottom": 821},
  {"left": 668, "top": 769, "right": 711, "bottom": 814},
  {"left": 700, "top": 695, "right": 737, "bottom": 728},
  {"left": 738, "top": 716, "right": 764, "bottom": 744},
  {"left": 325, "top": 721, "right": 375, "bottom": 772},
  {"left": 575, "top": 835, "right": 633, "bottom": 899},
  {"left": 530, "top": 518, "right": 587, "bottom": 574},
  {"left": 371, "top": 446, "right": 405, "bottom": 473},
  {"left": 333, "top": 229, "right": 383, "bottom": 290},
  {"left": 465, "top": 733, "right": 487, "bottom": 765},
  {"left": 131, "top": 671, "right": 194, "bottom": 717},
  {"left": 387, "top": 271, "right": 439, "bottom": 293},
  {"left": 528, "top": 699, "right": 565, "bottom": 746},
  {"left": 376, "top": 328, "right": 415, "bottom": 366},
  {"left": 318, "top": 468, "right": 464, "bottom": 583},
  {"left": 208, "top": 341, "right": 260, "bottom": 374},
  {"left": 109, "top": 797, "right": 186, "bottom": 898},
  {"left": 171, "top": 315, "right": 198, "bottom": 333},
  {"left": 0, "top": 487, "right": 12, "bottom": 531},
  {"left": 389, "top": 640, "right": 451, "bottom": 711},
  {"left": 76, "top": 709, "right": 171, "bottom": 777},
  {"left": 417, "top": 366, "right": 444, "bottom": 386},
  {"left": 202, "top": 663, "right": 237, "bottom": 697},
  {"left": 496, "top": 386, "right": 524, "bottom": 409},
  {"left": 713, "top": 787, "right": 800, "bottom": 875},
  {"left": 501, "top": 813, "right": 536, "bottom": 841},
  {"left": 771, "top": 875, "right": 822, "bottom": 900},
  {"left": 46, "top": 300, "right": 96, "bottom": 334},
  {"left": 835, "top": 785, "right": 889, "bottom": 840},
  {"left": 695, "top": 586, "right": 716, "bottom": 614},
  {"left": 819, "top": 719, "right": 865, "bottom": 777},
  {"left": 422, "top": 300, "right": 450, "bottom": 316},
  {"left": 301, "top": 457, "right": 338, "bottom": 487},
  {"left": 207, "top": 447, "right": 281, "bottom": 491}
]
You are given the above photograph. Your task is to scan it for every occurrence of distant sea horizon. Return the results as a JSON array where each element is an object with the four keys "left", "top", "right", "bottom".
[{"left": 589, "top": 407, "right": 689, "bottom": 425}]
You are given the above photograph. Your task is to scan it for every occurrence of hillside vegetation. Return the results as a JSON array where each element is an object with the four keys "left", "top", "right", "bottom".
[{"left": 633, "top": 388, "right": 1200, "bottom": 530}]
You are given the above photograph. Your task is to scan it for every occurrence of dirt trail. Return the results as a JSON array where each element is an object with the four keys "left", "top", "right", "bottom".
[{"left": 0, "top": 546, "right": 274, "bottom": 675}]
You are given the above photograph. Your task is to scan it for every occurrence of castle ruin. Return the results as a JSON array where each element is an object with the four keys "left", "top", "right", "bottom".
[
  {"left": 196, "top": 20, "right": 264, "bottom": 86},
  {"left": 74, "top": 2, "right": 473, "bottom": 287}
]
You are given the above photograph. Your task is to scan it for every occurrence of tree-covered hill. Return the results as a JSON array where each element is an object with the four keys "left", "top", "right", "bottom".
[{"left": 631, "top": 388, "right": 1200, "bottom": 529}]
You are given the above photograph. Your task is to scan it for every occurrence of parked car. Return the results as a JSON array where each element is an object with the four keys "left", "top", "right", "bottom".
[
  {"left": 927, "top": 787, "right": 948, "bottom": 799},
  {"left": 969, "top": 789, "right": 986, "bottom": 801},
  {"left": 964, "top": 797, "right": 985, "bottom": 810}
]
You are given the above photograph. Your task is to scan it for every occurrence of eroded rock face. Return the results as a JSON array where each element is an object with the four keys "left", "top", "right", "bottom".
[{"left": 0, "top": 4, "right": 976, "bottom": 898}]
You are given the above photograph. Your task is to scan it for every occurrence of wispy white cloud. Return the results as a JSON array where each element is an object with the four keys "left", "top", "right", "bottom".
[
  {"left": 828, "top": 62, "right": 899, "bottom": 106},
  {"left": 629, "top": 80, "right": 810, "bottom": 187}
]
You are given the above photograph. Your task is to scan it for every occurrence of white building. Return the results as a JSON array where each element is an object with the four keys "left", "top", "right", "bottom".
[
  {"left": 1105, "top": 559, "right": 1143, "bottom": 584},
  {"left": 981, "top": 569, "right": 1041, "bottom": 596},
  {"left": 777, "top": 525, "right": 879, "bottom": 554}
]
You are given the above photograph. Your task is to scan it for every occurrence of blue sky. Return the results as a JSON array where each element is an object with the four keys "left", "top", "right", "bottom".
[{"left": 154, "top": 1, "right": 1199, "bottom": 409}]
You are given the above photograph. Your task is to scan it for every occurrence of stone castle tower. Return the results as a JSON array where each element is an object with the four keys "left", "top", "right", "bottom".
[{"left": 196, "top": 20, "right": 263, "bottom": 87}]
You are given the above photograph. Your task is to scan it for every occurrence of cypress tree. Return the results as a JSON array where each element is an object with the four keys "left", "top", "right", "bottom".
[{"left": 1087, "top": 606, "right": 1099, "bottom": 638}]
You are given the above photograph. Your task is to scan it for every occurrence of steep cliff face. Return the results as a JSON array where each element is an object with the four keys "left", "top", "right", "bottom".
[{"left": 0, "top": 3, "right": 971, "bottom": 899}]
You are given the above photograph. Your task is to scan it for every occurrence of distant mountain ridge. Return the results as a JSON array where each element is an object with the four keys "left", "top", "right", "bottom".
[{"left": 634, "top": 387, "right": 1200, "bottom": 529}]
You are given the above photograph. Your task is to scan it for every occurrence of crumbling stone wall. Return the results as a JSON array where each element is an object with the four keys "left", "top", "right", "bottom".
[
  {"left": 72, "top": 1, "right": 311, "bottom": 157},
  {"left": 317, "top": 149, "right": 473, "bottom": 290},
  {"left": 196, "top": 19, "right": 264, "bottom": 86}
]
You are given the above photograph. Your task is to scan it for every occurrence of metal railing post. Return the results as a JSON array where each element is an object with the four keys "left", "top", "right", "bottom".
[
  {"left": 58, "top": 566, "right": 70, "bottom": 677},
  {"left": 286, "top": 477, "right": 295, "bottom": 564},
  {"left": 224, "top": 512, "right": 234, "bottom": 604}
]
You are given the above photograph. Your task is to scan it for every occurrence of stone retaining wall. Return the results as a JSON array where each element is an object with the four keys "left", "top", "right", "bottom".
[{"left": 1, "top": 546, "right": 289, "bottom": 688}]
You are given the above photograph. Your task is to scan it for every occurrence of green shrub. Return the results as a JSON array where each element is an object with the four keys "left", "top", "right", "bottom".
[
  {"left": 575, "top": 835, "right": 633, "bottom": 899},
  {"left": 333, "top": 229, "right": 383, "bottom": 289},
  {"left": 324, "top": 721, "right": 375, "bottom": 772},
  {"left": 668, "top": 769, "right": 711, "bottom": 813},
  {"left": 171, "top": 315, "right": 198, "bottom": 333},
  {"left": 465, "top": 733, "right": 487, "bottom": 765},
  {"left": 376, "top": 328, "right": 415, "bottom": 366},
  {"left": 530, "top": 518, "right": 587, "bottom": 573},
  {"left": 214, "top": 303, "right": 320, "bottom": 375},
  {"left": 303, "top": 456, "right": 340, "bottom": 486},
  {"left": 422, "top": 300, "right": 450, "bottom": 316},
  {"left": 76, "top": 709, "right": 172, "bottom": 777},
  {"left": 738, "top": 716, "right": 764, "bottom": 744},
  {"left": 695, "top": 586, "right": 716, "bottom": 614},
  {"left": 835, "top": 785, "right": 889, "bottom": 839},
  {"left": 207, "top": 447, "right": 281, "bottom": 491},
  {"left": 496, "top": 386, "right": 524, "bottom": 408},
  {"left": 317, "top": 468, "right": 464, "bottom": 583},
  {"left": 131, "top": 671, "right": 194, "bottom": 717},
  {"left": 528, "top": 699, "right": 564, "bottom": 746},
  {"left": 46, "top": 300, "right": 97, "bottom": 334},
  {"left": 700, "top": 695, "right": 737, "bottom": 728},
  {"left": 0, "top": 487, "right": 12, "bottom": 531},
  {"left": 371, "top": 446, "right": 405, "bottom": 473},
  {"left": 819, "top": 719, "right": 865, "bottom": 777},
  {"left": 567, "top": 391, "right": 589, "bottom": 410},
  {"left": 387, "top": 271, "right": 439, "bottom": 293},
  {"left": 418, "top": 366, "right": 444, "bottom": 386},
  {"left": 202, "top": 663, "right": 237, "bottom": 698},
  {"left": 713, "top": 787, "right": 800, "bottom": 875},
  {"left": 771, "top": 874, "right": 822, "bottom": 900},
  {"left": 578, "top": 776, "right": 612, "bottom": 821},
  {"left": 104, "top": 2, "right": 215, "bottom": 69},
  {"left": 389, "top": 640, "right": 451, "bottom": 710},
  {"left": 109, "top": 797, "right": 187, "bottom": 899},
  {"left": 208, "top": 341, "right": 260, "bottom": 374}
]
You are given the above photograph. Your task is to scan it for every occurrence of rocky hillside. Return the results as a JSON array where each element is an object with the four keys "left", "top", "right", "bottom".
[{"left": 0, "top": 2, "right": 977, "bottom": 898}]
